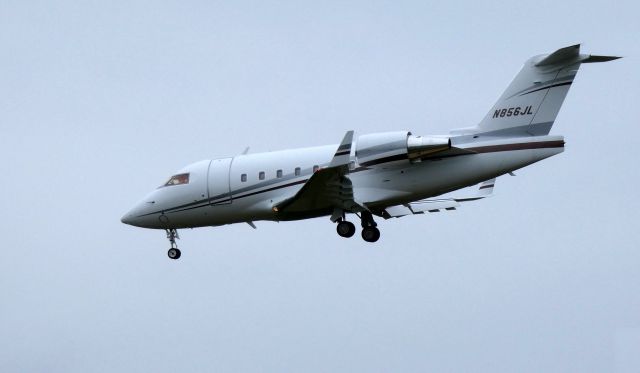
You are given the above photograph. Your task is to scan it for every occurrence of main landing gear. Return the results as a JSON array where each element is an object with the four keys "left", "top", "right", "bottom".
[
  {"left": 336, "top": 220, "right": 356, "bottom": 238},
  {"left": 166, "top": 229, "right": 181, "bottom": 260},
  {"left": 335, "top": 211, "right": 381, "bottom": 243},
  {"left": 360, "top": 211, "right": 380, "bottom": 243}
]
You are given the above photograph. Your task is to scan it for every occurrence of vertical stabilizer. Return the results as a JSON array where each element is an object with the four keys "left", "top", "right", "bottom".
[{"left": 452, "top": 45, "right": 620, "bottom": 137}]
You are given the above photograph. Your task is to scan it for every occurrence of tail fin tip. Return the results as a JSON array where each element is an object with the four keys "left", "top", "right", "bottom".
[{"left": 535, "top": 44, "right": 582, "bottom": 67}]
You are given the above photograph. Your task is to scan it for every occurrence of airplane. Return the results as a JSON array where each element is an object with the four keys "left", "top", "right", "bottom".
[{"left": 121, "top": 44, "right": 619, "bottom": 260}]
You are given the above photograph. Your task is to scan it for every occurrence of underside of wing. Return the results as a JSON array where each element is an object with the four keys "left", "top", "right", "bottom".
[{"left": 383, "top": 178, "right": 496, "bottom": 218}]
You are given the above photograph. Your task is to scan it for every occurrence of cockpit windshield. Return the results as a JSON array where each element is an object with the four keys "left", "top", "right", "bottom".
[{"left": 161, "top": 173, "right": 190, "bottom": 187}]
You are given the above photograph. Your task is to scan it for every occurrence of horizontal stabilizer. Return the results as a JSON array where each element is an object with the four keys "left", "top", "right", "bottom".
[
  {"left": 535, "top": 44, "right": 621, "bottom": 67},
  {"left": 582, "top": 55, "right": 622, "bottom": 63}
]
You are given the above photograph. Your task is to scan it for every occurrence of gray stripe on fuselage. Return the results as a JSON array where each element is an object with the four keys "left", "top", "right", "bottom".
[{"left": 451, "top": 122, "right": 554, "bottom": 145}]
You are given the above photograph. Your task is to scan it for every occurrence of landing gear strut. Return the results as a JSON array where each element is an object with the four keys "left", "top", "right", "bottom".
[
  {"left": 360, "top": 211, "right": 380, "bottom": 243},
  {"left": 165, "top": 229, "right": 181, "bottom": 260}
]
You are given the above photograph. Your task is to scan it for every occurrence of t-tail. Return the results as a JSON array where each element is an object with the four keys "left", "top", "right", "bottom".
[{"left": 452, "top": 44, "right": 620, "bottom": 137}]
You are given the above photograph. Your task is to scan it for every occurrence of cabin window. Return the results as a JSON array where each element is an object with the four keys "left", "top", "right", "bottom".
[
  {"left": 313, "top": 165, "right": 320, "bottom": 173},
  {"left": 276, "top": 169, "right": 283, "bottom": 178},
  {"left": 259, "top": 171, "right": 265, "bottom": 180},
  {"left": 294, "top": 167, "right": 301, "bottom": 176},
  {"left": 161, "top": 173, "right": 189, "bottom": 187},
  {"left": 241, "top": 174, "right": 247, "bottom": 182}
]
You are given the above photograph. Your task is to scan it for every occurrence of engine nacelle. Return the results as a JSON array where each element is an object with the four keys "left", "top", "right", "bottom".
[
  {"left": 356, "top": 131, "right": 451, "bottom": 166},
  {"left": 406, "top": 134, "right": 451, "bottom": 160}
]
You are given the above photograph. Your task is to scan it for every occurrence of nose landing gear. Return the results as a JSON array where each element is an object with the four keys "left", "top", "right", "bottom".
[
  {"left": 165, "top": 229, "right": 181, "bottom": 260},
  {"left": 168, "top": 247, "right": 181, "bottom": 259}
]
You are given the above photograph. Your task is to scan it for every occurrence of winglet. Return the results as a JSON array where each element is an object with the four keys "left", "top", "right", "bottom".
[
  {"left": 329, "top": 131, "right": 354, "bottom": 168},
  {"left": 454, "top": 178, "right": 496, "bottom": 202},
  {"left": 476, "top": 178, "right": 496, "bottom": 198}
]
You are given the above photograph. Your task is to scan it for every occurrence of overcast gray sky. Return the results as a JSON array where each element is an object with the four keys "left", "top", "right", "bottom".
[{"left": 1, "top": 0, "right": 639, "bottom": 372}]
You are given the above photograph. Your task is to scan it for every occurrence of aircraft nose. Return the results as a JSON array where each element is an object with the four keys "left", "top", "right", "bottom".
[
  {"left": 121, "top": 212, "right": 134, "bottom": 225},
  {"left": 121, "top": 203, "right": 146, "bottom": 227},
  {"left": 121, "top": 200, "right": 163, "bottom": 228}
]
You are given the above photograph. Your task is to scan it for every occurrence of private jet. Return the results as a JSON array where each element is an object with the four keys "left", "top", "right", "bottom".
[{"left": 121, "top": 44, "right": 618, "bottom": 259}]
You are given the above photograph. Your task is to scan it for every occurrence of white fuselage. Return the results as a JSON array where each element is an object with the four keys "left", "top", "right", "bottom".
[
  {"left": 120, "top": 44, "right": 617, "bottom": 259},
  {"left": 121, "top": 134, "right": 564, "bottom": 229}
]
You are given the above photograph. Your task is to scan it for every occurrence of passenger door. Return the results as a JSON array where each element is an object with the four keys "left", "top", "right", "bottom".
[{"left": 208, "top": 158, "right": 232, "bottom": 205}]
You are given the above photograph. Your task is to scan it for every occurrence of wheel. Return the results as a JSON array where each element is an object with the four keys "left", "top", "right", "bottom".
[
  {"left": 336, "top": 221, "right": 356, "bottom": 238},
  {"left": 168, "top": 248, "right": 181, "bottom": 259},
  {"left": 361, "top": 227, "right": 380, "bottom": 242}
]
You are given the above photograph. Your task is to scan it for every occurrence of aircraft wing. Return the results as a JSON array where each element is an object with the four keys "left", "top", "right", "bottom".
[
  {"left": 274, "top": 131, "right": 365, "bottom": 216},
  {"left": 384, "top": 178, "right": 496, "bottom": 218}
]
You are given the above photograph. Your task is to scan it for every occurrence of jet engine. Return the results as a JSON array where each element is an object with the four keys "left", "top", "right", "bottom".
[{"left": 355, "top": 131, "right": 451, "bottom": 166}]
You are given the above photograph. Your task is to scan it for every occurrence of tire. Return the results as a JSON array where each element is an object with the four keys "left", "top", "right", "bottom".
[
  {"left": 361, "top": 227, "right": 380, "bottom": 243},
  {"left": 336, "top": 221, "right": 356, "bottom": 238},
  {"left": 168, "top": 248, "right": 181, "bottom": 259}
]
